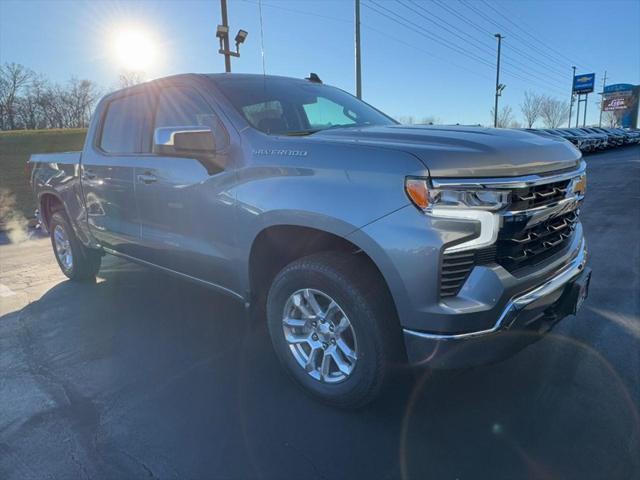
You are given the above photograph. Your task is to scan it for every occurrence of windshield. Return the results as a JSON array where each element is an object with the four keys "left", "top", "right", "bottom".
[{"left": 213, "top": 76, "right": 397, "bottom": 135}]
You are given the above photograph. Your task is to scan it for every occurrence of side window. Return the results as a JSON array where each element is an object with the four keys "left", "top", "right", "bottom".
[
  {"left": 100, "top": 92, "right": 154, "bottom": 154},
  {"left": 303, "top": 97, "right": 357, "bottom": 129},
  {"left": 154, "top": 86, "right": 227, "bottom": 147}
]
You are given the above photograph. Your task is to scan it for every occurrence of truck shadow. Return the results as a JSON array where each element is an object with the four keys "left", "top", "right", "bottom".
[{"left": 2, "top": 260, "right": 638, "bottom": 479}]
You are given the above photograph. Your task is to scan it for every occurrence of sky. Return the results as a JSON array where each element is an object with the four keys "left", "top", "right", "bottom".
[{"left": 1, "top": 0, "right": 639, "bottom": 126}]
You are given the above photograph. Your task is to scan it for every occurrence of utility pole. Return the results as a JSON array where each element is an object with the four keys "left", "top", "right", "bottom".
[
  {"left": 216, "top": 0, "right": 248, "bottom": 72},
  {"left": 568, "top": 65, "right": 576, "bottom": 127},
  {"left": 583, "top": 93, "right": 588, "bottom": 127},
  {"left": 493, "top": 34, "right": 504, "bottom": 128},
  {"left": 355, "top": 0, "right": 362, "bottom": 99},
  {"left": 220, "top": 0, "right": 231, "bottom": 72},
  {"left": 599, "top": 70, "right": 608, "bottom": 127}
]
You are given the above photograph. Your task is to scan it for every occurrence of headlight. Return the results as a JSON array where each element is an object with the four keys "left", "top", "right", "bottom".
[
  {"left": 404, "top": 178, "right": 509, "bottom": 212},
  {"left": 405, "top": 177, "right": 506, "bottom": 253}
]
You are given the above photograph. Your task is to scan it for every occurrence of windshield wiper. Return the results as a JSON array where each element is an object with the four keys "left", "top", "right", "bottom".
[
  {"left": 282, "top": 129, "right": 322, "bottom": 136},
  {"left": 283, "top": 123, "right": 373, "bottom": 136}
]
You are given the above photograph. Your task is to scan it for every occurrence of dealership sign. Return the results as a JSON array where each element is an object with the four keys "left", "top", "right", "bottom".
[
  {"left": 603, "top": 95, "right": 629, "bottom": 111},
  {"left": 600, "top": 83, "right": 640, "bottom": 128},
  {"left": 573, "top": 73, "right": 596, "bottom": 94}
]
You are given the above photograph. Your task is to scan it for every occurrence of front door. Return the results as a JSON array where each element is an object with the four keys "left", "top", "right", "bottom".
[{"left": 133, "top": 85, "right": 238, "bottom": 292}]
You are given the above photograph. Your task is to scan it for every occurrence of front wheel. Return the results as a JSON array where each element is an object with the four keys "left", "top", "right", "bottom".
[
  {"left": 266, "top": 252, "right": 403, "bottom": 408},
  {"left": 50, "top": 211, "right": 102, "bottom": 281}
]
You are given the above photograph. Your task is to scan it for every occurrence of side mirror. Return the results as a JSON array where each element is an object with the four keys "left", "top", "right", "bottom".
[{"left": 153, "top": 126, "right": 216, "bottom": 157}]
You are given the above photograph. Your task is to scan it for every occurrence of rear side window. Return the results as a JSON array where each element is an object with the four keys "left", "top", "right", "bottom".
[{"left": 100, "top": 92, "right": 154, "bottom": 154}]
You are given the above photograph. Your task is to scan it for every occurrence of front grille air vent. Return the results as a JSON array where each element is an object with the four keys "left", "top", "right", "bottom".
[{"left": 440, "top": 251, "right": 475, "bottom": 297}]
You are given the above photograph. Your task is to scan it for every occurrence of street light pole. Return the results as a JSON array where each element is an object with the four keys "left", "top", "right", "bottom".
[
  {"left": 216, "top": 1, "right": 247, "bottom": 73},
  {"left": 493, "top": 33, "right": 503, "bottom": 128},
  {"left": 355, "top": 0, "right": 362, "bottom": 99},
  {"left": 568, "top": 65, "right": 576, "bottom": 127},
  {"left": 220, "top": 0, "right": 231, "bottom": 72}
]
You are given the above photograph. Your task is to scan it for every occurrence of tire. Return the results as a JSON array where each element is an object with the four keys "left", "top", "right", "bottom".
[
  {"left": 49, "top": 211, "right": 102, "bottom": 282},
  {"left": 266, "top": 251, "right": 403, "bottom": 408}
]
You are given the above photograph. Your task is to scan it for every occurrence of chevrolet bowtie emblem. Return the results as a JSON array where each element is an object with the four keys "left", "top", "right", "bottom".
[{"left": 573, "top": 175, "right": 587, "bottom": 196}]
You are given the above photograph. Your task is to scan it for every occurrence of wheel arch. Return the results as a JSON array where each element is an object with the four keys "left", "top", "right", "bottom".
[
  {"left": 38, "top": 191, "right": 66, "bottom": 232},
  {"left": 248, "top": 224, "right": 399, "bottom": 322}
]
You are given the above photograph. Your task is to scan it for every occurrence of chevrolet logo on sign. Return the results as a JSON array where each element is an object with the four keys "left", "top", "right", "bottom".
[{"left": 573, "top": 73, "right": 595, "bottom": 94}]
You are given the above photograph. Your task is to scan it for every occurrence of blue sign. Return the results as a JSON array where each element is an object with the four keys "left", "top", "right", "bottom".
[
  {"left": 603, "top": 83, "right": 634, "bottom": 94},
  {"left": 573, "top": 73, "right": 595, "bottom": 94}
]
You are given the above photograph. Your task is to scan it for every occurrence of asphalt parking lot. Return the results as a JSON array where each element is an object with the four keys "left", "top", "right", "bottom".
[{"left": 1, "top": 146, "right": 639, "bottom": 480}]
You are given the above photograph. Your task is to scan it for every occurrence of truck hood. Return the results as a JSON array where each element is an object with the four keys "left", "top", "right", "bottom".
[{"left": 310, "top": 125, "right": 582, "bottom": 177}]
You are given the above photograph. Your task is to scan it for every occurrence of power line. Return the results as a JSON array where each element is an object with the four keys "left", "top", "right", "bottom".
[
  {"left": 484, "top": 0, "right": 592, "bottom": 70},
  {"left": 430, "top": 0, "right": 571, "bottom": 87},
  {"left": 365, "top": 0, "right": 497, "bottom": 70},
  {"left": 240, "top": 0, "right": 495, "bottom": 83},
  {"left": 460, "top": 0, "right": 571, "bottom": 78},
  {"left": 366, "top": 0, "right": 567, "bottom": 96},
  {"left": 241, "top": 0, "right": 568, "bottom": 96},
  {"left": 238, "top": 0, "right": 351, "bottom": 24},
  {"left": 403, "top": 0, "right": 569, "bottom": 91}
]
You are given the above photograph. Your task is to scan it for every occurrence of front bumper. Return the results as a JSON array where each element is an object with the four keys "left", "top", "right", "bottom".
[{"left": 403, "top": 238, "right": 590, "bottom": 368}]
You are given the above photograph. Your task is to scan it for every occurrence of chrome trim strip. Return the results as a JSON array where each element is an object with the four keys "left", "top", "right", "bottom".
[
  {"left": 431, "top": 160, "right": 586, "bottom": 189},
  {"left": 404, "top": 238, "right": 587, "bottom": 341},
  {"left": 102, "top": 247, "right": 246, "bottom": 302},
  {"left": 153, "top": 126, "right": 212, "bottom": 147}
]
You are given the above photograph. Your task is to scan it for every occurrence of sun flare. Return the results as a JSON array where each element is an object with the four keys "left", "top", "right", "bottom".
[{"left": 111, "top": 27, "right": 157, "bottom": 71}]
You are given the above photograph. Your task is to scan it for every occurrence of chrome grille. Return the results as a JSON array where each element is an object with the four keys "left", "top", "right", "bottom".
[
  {"left": 509, "top": 179, "right": 571, "bottom": 211},
  {"left": 496, "top": 210, "right": 578, "bottom": 271},
  {"left": 437, "top": 163, "right": 585, "bottom": 297}
]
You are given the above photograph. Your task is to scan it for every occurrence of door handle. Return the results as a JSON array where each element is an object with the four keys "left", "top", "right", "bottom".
[
  {"left": 137, "top": 173, "right": 158, "bottom": 184},
  {"left": 83, "top": 169, "right": 97, "bottom": 180}
]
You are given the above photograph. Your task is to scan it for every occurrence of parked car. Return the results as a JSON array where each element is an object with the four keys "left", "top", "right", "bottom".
[
  {"left": 565, "top": 128, "right": 608, "bottom": 150},
  {"left": 584, "top": 127, "right": 624, "bottom": 146},
  {"left": 611, "top": 127, "right": 640, "bottom": 144},
  {"left": 29, "top": 73, "right": 591, "bottom": 407},
  {"left": 543, "top": 128, "right": 594, "bottom": 152}
]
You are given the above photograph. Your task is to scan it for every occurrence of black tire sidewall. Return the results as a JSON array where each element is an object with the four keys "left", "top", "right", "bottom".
[
  {"left": 49, "top": 211, "right": 100, "bottom": 281},
  {"left": 267, "top": 256, "right": 386, "bottom": 407},
  {"left": 50, "top": 212, "right": 78, "bottom": 278}
]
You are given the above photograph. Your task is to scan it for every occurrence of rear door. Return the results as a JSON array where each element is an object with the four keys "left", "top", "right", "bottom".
[
  {"left": 81, "top": 91, "right": 154, "bottom": 255},
  {"left": 133, "top": 85, "right": 238, "bottom": 291}
]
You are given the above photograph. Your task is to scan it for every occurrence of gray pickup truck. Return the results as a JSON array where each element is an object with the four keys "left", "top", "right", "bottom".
[{"left": 30, "top": 73, "right": 591, "bottom": 407}]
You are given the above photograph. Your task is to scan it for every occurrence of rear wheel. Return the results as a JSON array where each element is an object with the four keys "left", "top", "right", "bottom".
[
  {"left": 266, "top": 251, "right": 403, "bottom": 408},
  {"left": 50, "top": 211, "right": 101, "bottom": 281}
]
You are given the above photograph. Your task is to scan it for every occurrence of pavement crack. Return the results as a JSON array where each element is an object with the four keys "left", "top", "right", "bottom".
[{"left": 117, "top": 449, "right": 158, "bottom": 479}]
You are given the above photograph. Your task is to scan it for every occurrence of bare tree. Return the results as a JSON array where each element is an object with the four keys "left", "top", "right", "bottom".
[
  {"left": 489, "top": 105, "right": 514, "bottom": 128},
  {"left": 395, "top": 115, "right": 416, "bottom": 125},
  {"left": 15, "top": 74, "right": 49, "bottom": 129},
  {"left": 420, "top": 115, "right": 440, "bottom": 125},
  {"left": 540, "top": 96, "right": 570, "bottom": 128},
  {"left": 520, "top": 91, "right": 542, "bottom": 128},
  {"left": 0, "top": 63, "right": 34, "bottom": 129},
  {"left": 602, "top": 111, "right": 621, "bottom": 128},
  {"left": 63, "top": 78, "right": 101, "bottom": 127},
  {"left": 118, "top": 70, "right": 145, "bottom": 89}
]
